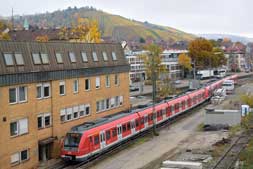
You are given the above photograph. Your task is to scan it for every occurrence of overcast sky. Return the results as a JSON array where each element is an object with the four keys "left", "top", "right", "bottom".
[{"left": 1, "top": 0, "right": 253, "bottom": 37}]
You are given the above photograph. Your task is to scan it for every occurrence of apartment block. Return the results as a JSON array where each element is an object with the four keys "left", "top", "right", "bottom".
[{"left": 0, "top": 41, "right": 130, "bottom": 169}]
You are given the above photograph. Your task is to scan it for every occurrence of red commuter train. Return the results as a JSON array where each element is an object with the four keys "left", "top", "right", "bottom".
[{"left": 60, "top": 75, "right": 238, "bottom": 162}]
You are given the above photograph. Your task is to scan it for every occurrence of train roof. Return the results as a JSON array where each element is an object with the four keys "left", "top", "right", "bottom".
[{"left": 69, "top": 109, "right": 138, "bottom": 133}]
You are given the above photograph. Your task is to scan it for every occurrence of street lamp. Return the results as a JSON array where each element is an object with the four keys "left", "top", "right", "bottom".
[{"left": 151, "top": 51, "right": 159, "bottom": 136}]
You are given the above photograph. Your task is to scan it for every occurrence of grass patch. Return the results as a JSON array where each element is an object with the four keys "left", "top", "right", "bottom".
[
  {"left": 211, "top": 144, "right": 228, "bottom": 158},
  {"left": 197, "top": 123, "right": 204, "bottom": 131},
  {"left": 239, "top": 138, "right": 253, "bottom": 168},
  {"left": 127, "top": 134, "right": 152, "bottom": 149},
  {"left": 229, "top": 124, "right": 242, "bottom": 137}
]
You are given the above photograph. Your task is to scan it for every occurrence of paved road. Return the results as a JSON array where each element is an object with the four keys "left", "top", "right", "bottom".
[{"left": 89, "top": 106, "right": 205, "bottom": 169}]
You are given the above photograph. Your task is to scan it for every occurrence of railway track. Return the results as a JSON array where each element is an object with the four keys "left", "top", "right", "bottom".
[
  {"left": 211, "top": 133, "right": 251, "bottom": 169},
  {"left": 54, "top": 101, "right": 210, "bottom": 169},
  {"left": 51, "top": 77, "right": 253, "bottom": 169}
]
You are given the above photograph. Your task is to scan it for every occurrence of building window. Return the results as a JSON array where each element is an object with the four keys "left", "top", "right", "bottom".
[
  {"left": 20, "top": 150, "right": 29, "bottom": 161},
  {"left": 37, "top": 113, "right": 51, "bottom": 129},
  {"left": 85, "top": 105, "right": 90, "bottom": 115},
  {"left": 55, "top": 53, "right": 63, "bottom": 63},
  {"left": 14, "top": 53, "right": 24, "bottom": 65},
  {"left": 112, "top": 52, "right": 117, "bottom": 60},
  {"left": 92, "top": 52, "right": 98, "bottom": 61},
  {"left": 66, "top": 108, "right": 72, "bottom": 121},
  {"left": 85, "top": 79, "right": 90, "bottom": 91},
  {"left": 110, "top": 97, "right": 115, "bottom": 108},
  {"left": 9, "top": 86, "right": 27, "bottom": 104},
  {"left": 73, "top": 79, "right": 78, "bottom": 93},
  {"left": 73, "top": 106, "right": 79, "bottom": 119},
  {"left": 105, "top": 75, "right": 110, "bottom": 87},
  {"left": 81, "top": 52, "right": 88, "bottom": 62},
  {"left": 4, "top": 53, "right": 14, "bottom": 66},
  {"left": 36, "top": 83, "right": 51, "bottom": 99},
  {"left": 9, "top": 88, "right": 17, "bottom": 103},
  {"left": 102, "top": 52, "right": 108, "bottom": 61},
  {"left": 60, "top": 104, "right": 90, "bottom": 123},
  {"left": 60, "top": 109, "right": 66, "bottom": 122},
  {"left": 40, "top": 53, "right": 49, "bottom": 64},
  {"left": 59, "top": 81, "right": 65, "bottom": 96},
  {"left": 69, "top": 52, "right": 76, "bottom": 63},
  {"left": 11, "top": 152, "right": 19, "bottom": 165},
  {"left": 37, "top": 116, "right": 43, "bottom": 129},
  {"left": 120, "top": 96, "right": 123, "bottom": 105},
  {"left": 95, "top": 77, "right": 100, "bottom": 89},
  {"left": 11, "top": 149, "right": 29, "bottom": 165},
  {"left": 79, "top": 105, "right": 85, "bottom": 117},
  {"left": 106, "top": 99, "right": 110, "bottom": 109},
  {"left": 115, "top": 74, "right": 119, "bottom": 85},
  {"left": 32, "top": 53, "right": 41, "bottom": 64},
  {"left": 115, "top": 96, "right": 119, "bottom": 106},
  {"left": 10, "top": 118, "right": 28, "bottom": 137}
]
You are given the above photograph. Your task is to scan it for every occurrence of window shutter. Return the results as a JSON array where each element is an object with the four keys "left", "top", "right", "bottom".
[
  {"left": 60, "top": 109, "right": 66, "bottom": 116},
  {"left": 120, "top": 96, "right": 123, "bottom": 105},
  {"left": 67, "top": 108, "right": 72, "bottom": 115},
  {"left": 96, "top": 77, "right": 100, "bottom": 87},
  {"left": 73, "top": 106, "right": 79, "bottom": 113},
  {"left": 11, "top": 153, "right": 19, "bottom": 164},
  {"left": 110, "top": 98, "right": 115, "bottom": 107},
  {"left": 79, "top": 105, "right": 85, "bottom": 112},
  {"left": 19, "top": 118, "right": 28, "bottom": 134}
]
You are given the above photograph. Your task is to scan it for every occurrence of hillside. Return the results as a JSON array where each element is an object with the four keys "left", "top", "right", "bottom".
[
  {"left": 13, "top": 7, "right": 195, "bottom": 42},
  {"left": 199, "top": 34, "right": 253, "bottom": 44}
]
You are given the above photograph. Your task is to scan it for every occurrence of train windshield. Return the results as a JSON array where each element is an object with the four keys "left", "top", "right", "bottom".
[{"left": 64, "top": 133, "right": 82, "bottom": 148}]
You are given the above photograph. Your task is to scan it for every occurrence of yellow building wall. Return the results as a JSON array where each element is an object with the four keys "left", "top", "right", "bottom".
[{"left": 0, "top": 72, "right": 130, "bottom": 169}]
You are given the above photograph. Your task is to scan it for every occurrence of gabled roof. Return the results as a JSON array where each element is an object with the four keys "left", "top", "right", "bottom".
[{"left": 0, "top": 41, "right": 128, "bottom": 75}]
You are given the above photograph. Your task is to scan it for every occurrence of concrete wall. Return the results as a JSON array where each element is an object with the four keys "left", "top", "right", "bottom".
[{"left": 205, "top": 109, "right": 241, "bottom": 126}]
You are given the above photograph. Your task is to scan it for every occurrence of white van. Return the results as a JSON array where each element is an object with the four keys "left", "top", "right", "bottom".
[{"left": 222, "top": 80, "right": 234, "bottom": 94}]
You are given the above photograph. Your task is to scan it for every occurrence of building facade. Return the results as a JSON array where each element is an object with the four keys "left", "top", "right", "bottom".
[
  {"left": 160, "top": 49, "right": 188, "bottom": 80},
  {"left": 125, "top": 50, "right": 147, "bottom": 84},
  {"left": 0, "top": 41, "right": 130, "bottom": 169}
]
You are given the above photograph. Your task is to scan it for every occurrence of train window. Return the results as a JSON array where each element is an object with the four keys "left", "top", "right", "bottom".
[
  {"left": 175, "top": 104, "right": 179, "bottom": 110},
  {"left": 112, "top": 128, "right": 117, "bottom": 137},
  {"left": 171, "top": 105, "right": 174, "bottom": 112},
  {"left": 162, "top": 109, "right": 166, "bottom": 115},
  {"left": 106, "top": 130, "right": 111, "bottom": 140},
  {"left": 127, "top": 122, "right": 131, "bottom": 130},
  {"left": 94, "top": 135, "right": 99, "bottom": 145},
  {"left": 89, "top": 137, "right": 93, "bottom": 143},
  {"left": 141, "top": 117, "right": 145, "bottom": 124},
  {"left": 135, "top": 119, "right": 139, "bottom": 127},
  {"left": 144, "top": 116, "right": 148, "bottom": 123},
  {"left": 122, "top": 124, "right": 127, "bottom": 132},
  {"left": 182, "top": 101, "right": 185, "bottom": 107}
]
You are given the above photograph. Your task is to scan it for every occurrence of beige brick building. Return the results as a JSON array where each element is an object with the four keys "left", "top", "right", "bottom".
[{"left": 0, "top": 41, "right": 130, "bottom": 169}]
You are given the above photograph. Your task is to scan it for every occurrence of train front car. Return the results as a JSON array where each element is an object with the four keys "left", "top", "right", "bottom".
[{"left": 61, "top": 132, "right": 86, "bottom": 162}]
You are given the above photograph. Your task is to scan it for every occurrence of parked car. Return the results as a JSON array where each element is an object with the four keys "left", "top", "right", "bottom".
[{"left": 130, "top": 85, "right": 139, "bottom": 92}]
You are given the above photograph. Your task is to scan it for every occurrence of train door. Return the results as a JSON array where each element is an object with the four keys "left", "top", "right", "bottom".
[
  {"left": 162, "top": 109, "right": 166, "bottom": 120},
  {"left": 117, "top": 125, "right": 122, "bottom": 140},
  {"left": 131, "top": 120, "right": 136, "bottom": 134},
  {"left": 100, "top": 131, "right": 106, "bottom": 149},
  {"left": 144, "top": 115, "right": 148, "bottom": 128}
]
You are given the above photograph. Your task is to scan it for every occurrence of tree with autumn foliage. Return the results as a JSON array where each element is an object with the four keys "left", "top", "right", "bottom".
[
  {"left": 0, "top": 21, "right": 11, "bottom": 40},
  {"left": 188, "top": 38, "right": 227, "bottom": 78},
  {"left": 141, "top": 44, "right": 170, "bottom": 98},
  {"left": 141, "top": 44, "right": 167, "bottom": 80},
  {"left": 241, "top": 94, "right": 253, "bottom": 108},
  {"left": 58, "top": 17, "right": 101, "bottom": 43},
  {"left": 58, "top": 26, "right": 70, "bottom": 40},
  {"left": 178, "top": 53, "right": 192, "bottom": 78},
  {"left": 35, "top": 35, "right": 49, "bottom": 42}
]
